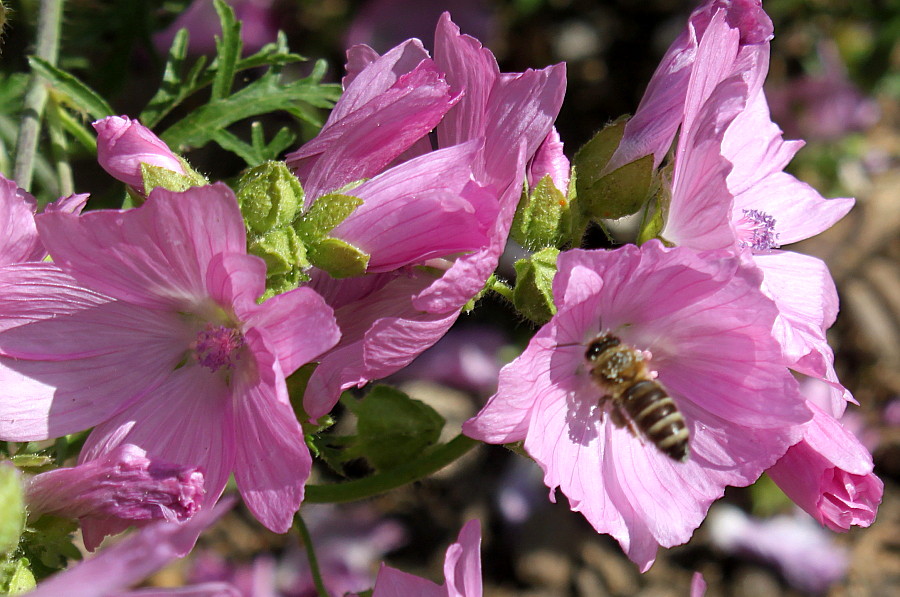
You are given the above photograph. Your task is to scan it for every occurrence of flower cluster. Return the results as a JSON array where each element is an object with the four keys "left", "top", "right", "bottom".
[{"left": 0, "top": 1, "right": 882, "bottom": 594}]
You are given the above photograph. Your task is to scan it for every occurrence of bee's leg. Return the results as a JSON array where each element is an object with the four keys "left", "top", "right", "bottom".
[{"left": 610, "top": 406, "right": 641, "bottom": 438}]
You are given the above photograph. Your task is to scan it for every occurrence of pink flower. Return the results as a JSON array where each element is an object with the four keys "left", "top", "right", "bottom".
[
  {"left": 153, "top": 0, "right": 279, "bottom": 56},
  {"left": 372, "top": 519, "right": 482, "bottom": 597},
  {"left": 604, "top": 0, "right": 772, "bottom": 174},
  {"left": 0, "top": 174, "right": 87, "bottom": 266},
  {"left": 463, "top": 242, "right": 810, "bottom": 570},
  {"left": 690, "top": 572, "right": 707, "bottom": 597},
  {"left": 93, "top": 116, "right": 186, "bottom": 194},
  {"left": 0, "top": 184, "right": 340, "bottom": 534},
  {"left": 708, "top": 505, "right": 848, "bottom": 593},
  {"left": 25, "top": 444, "right": 205, "bottom": 551},
  {"left": 767, "top": 380, "right": 882, "bottom": 531},
  {"left": 299, "top": 13, "right": 565, "bottom": 419},
  {"left": 25, "top": 498, "right": 239, "bottom": 597},
  {"left": 527, "top": 127, "right": 570, "bottom": 194}
]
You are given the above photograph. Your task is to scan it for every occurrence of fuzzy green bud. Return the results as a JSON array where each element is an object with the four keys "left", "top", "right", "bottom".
[{"left": 513, "top": 247, "right": 559, "bottom": 325}]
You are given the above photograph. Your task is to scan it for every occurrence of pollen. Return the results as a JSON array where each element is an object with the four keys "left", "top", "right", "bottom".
[
  {"left": 735, "top": 209, "right": 780, "bottom": 252},
  {"left": 191, "top": 323, "right": 245, "bottom": 372}
]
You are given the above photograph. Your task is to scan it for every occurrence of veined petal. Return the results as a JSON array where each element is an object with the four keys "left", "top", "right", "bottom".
[
  {"left": 0, "top": 265, "right": 187, "bottom": 441},
  {"left": 232, "top": 329, "right": 310, "bottom": 533},
  {"left": 0, "top": 175, "right": 42, "bottom": 265},
  {"left": 338, "top": 39, "right": 431, "bottom": 113},
  {"left": 242, "top": 286, "right": 340, "bottom": 380},
  {"left": 287, "top": 60, "right": 458, "bottom": 199},
  {"left": 36, "top": 184, "right": 247, "bottom": 310},
  {"left": 204, "top": 253, "right": 267, "bottom": 316},
  {"left": 332, "top": 141, "right": 493, "bottom": 272}
]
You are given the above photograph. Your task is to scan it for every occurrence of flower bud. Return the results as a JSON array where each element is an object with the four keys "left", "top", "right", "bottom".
[
  {"left": 25, "top": 444, "right": 205, "bottom": 529},
  {"left": 93, "top": 116, "right": 186, "bottom": 193}
]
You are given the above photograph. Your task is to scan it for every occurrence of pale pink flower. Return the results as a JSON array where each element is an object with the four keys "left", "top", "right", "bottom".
[
  {"left": 373, "top": 519, "right": 482, "bottom": 597},
  {"left": 767, "top": 380, "right": 882, "bottom": 531},
  {"left": 708, "top": 504, "right": 848, "bottom": 593},
  {"left": 300, "top": 13, "right": 565, "bottom": 419},
  {"left": 0, "top": 173, "right": 87, "bottom": 266},
  {"left": 93, "top": 116, "right": 186, "bottom": 194},
  {"left": 0, "top": 184, "right": 340, "bottom": 534},
  {"left": 25, "top": 444, "right": 205, "bottom": 551},
  {"left": 25, "top": 498, "right": 239, "bottom": 597},
  {"left": 690, "top": 572, "right": 707, "bottom": 597},
  {"left": 464, "top": 242, "right": 810, "bottom": 570}
]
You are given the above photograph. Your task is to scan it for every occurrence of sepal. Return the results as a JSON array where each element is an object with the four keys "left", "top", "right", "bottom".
[{"left": 512, "top": 247, "right": 559, "bottom": 325}]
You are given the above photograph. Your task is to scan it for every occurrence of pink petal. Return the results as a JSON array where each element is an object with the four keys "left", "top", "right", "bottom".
[
  {"left": 243, "top": 286, "right": 340, "bottom": 377},
  {"left": 36, "top": 184, "right": 247, "bottom": 310},
  {"left": 232, "top": 329, "right": 310, "bottom": 533},
  {"left": 0, "top": 265, "right": 188, "bottom": 441},
  {"left": 332, "top": 141, "right": 495, "bottom": 272},
  {"left": 203, "top": 252, "right": 267, "bottom": 315},
  {"left": 93, "top": 116, "right": 186, "bottom": 193},
  {"left": 78, "top": 368, "right": 235, "bottom": 549},
  {"left": 0, "top": 174, "right": 42, "bottom": 265},
  {"left": 27, "top": 498, "right": 235, "bottom": 597},
  {"left": 338, "top": 39, "right": 431, "bottom": 112},
  {"left": 444, "top": 520, "right": 483, "bottom": 597},
  {"left": 528, "top": 127, "right": 570, "bottom": 192},
  {"left": 372, "top": 564, "right": 443, "bottom": 597}
]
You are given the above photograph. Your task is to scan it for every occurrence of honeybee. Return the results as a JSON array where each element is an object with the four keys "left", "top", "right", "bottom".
[{"left": 584, "top": 333, "right": 690, "bottom": 462}]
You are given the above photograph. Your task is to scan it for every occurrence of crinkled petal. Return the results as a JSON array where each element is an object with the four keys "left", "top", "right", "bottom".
[
  {"left": 36, "top": 184, "right": 246, "bottom": 310},
  {"left": 232, "top": 329, "right": 310, "bottom": 533},
  {"left": 0, "top": 265, "right": 188, "bottom": 441},
  {"left": 332, "top": 141, "right": 495, "bottom": 272},
  {"left": 78, "top": 368, "right": 235, "bottom": 549},
  {"left": 204, "top": 252, "right": 267, "bottom": 315},
  {"left": 337, "top": 40, "right": 431, "bottom": 117}
]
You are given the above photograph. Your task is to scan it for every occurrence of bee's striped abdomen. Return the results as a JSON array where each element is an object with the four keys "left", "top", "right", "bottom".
[{"left": 622, "top": 380, "right": 690, "bottom": 462}]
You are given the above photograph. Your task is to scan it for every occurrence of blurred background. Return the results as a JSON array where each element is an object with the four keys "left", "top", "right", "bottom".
[{"left": 1, "top": 0, "right": 898, "bottom": 595}]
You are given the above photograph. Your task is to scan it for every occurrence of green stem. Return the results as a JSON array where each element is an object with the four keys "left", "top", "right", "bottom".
[
  {"left": 46, "top": 97, "right": 73, "bottom": 196},
  {"left": 489, "top": 278, "right": 514, "bottom": 301},
  {"left": 305, "top": 434, "right": 479, "bottom": 503},
  {"left": 296, "top": 513, "right": 330, "bottom": 597},
  {"left": 14, "top": 0, "right": 65, "bottom": 191}
]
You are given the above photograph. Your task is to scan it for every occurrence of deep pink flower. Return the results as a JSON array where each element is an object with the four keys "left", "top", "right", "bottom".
[
  {"left": 93, "top": 116, "right": 186, "bottom": 194},
  {"left": 464, "top": 242, "right": 810, "bottom": 570},
  {"left": 708, "top": 505, "right": 848, "bottom": 593},
  {"left": 25, "top": 498, "right": 239, "bottom": 597},
  {"left": 604, "top": 0, "right": 772, "bottom": 174},
  {"left": 0, "top": 173, "right": 87, "bottom": 266},
  {"left": 372, "top": 519, "right": 482, "bottom": 597},
  {"left": 25, "top": 444, "right": 205, "bottom": 550},
  {"left": 299, "top": 13, "right": 565, "bottom": 419},
  {"left": 0, "top": 184, "right": 340, "bottom": 534}
]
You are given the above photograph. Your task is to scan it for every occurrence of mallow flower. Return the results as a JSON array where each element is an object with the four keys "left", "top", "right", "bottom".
[
  {"left": 25, "top": 444, "right": 205, "bottom": 551},
  {"left": 372, "top": 519, "right": 482, "bottom": 597},
  {"left": 463, "top": 242, "right": 810, "bottom": 570},
  {"left": 767, "top": 379, "right": 882, "bottom": 531},
  {"left": 296, "top": 13, "right": 565, "bottom": 419},
  {"left": 0, "top": 184, "right": 341, "bottom": 535}
]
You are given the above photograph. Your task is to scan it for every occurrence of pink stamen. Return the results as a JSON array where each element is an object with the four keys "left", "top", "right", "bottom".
[{"left": 192, "top": 324, "right": 245, "bottom": 372}]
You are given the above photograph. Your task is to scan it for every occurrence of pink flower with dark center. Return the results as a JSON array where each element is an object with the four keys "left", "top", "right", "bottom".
[
  {"left": 93, "top": 116, "right": 186, "bottom": 195},
  {"left": 0, "top": 184, "right": 340, "bottom": 535},
  {"left": 25, "top": 444, "right": 205, "bottom": 550},
  {"left": 464, "top": 242, "right": 810, "bottom": 570},
  {"left": 297, "top": 13, "right": 566, "bottom": 420},
  {"left": 372, "top": 519, "right": 482, "bottom": 597}
]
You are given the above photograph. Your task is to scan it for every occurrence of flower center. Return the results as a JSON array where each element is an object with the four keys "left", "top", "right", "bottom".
[
  {"left": 735, "top": 209, "right": 780, "bottom": 252},
  {"left": 191, "top": 324, "right": 245, "bottom": 372}
]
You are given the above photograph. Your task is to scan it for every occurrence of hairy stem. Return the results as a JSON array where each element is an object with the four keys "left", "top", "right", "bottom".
[
  {"left": 305, "top": 434, "right": 479, "bottom": 503},
  {"left": 14, "top": 0, "right": 65, "bottom": 191},
  {"left": 296, "top": 513, "right": 330, "bottom": 597}
]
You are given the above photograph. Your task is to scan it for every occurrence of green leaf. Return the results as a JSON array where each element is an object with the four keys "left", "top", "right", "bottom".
[
  {"left": 54, "top": 107, "right": 97, "bottom": 153},
  {"left": 0, "top": 465, "right": 24, "bottom": 555},
  {"left": 2, "top": 557, "right": 36, "bottom": 594},
  {"left": 211, "top": 0, "right": 241, "bottom": 101},
  {"left": 19, "top": 516, "right": 80, "bottom": 580},
  {"left": 8, "top": 454, "right": 53, "bottom": 470},
  {"left": 27, "top": 57, "right": 113, "bottom": 120},
  {"left": 295, "top": 192, "right": 363, "bottom": 241},
  {"left": 346, "top": 386, "right": 445, "bottom": 472},
  {"left": 512, "top": 247, "right": 559, "bottom": 325},
  {"left": 140, "top": 29, "right": 207, "bottom": 128},
  {"left": 578, "top": 154, "right": 654, "bottom": 220},
  {"left": 306, "top": 237, "right": 370, "bottom": 279}
]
